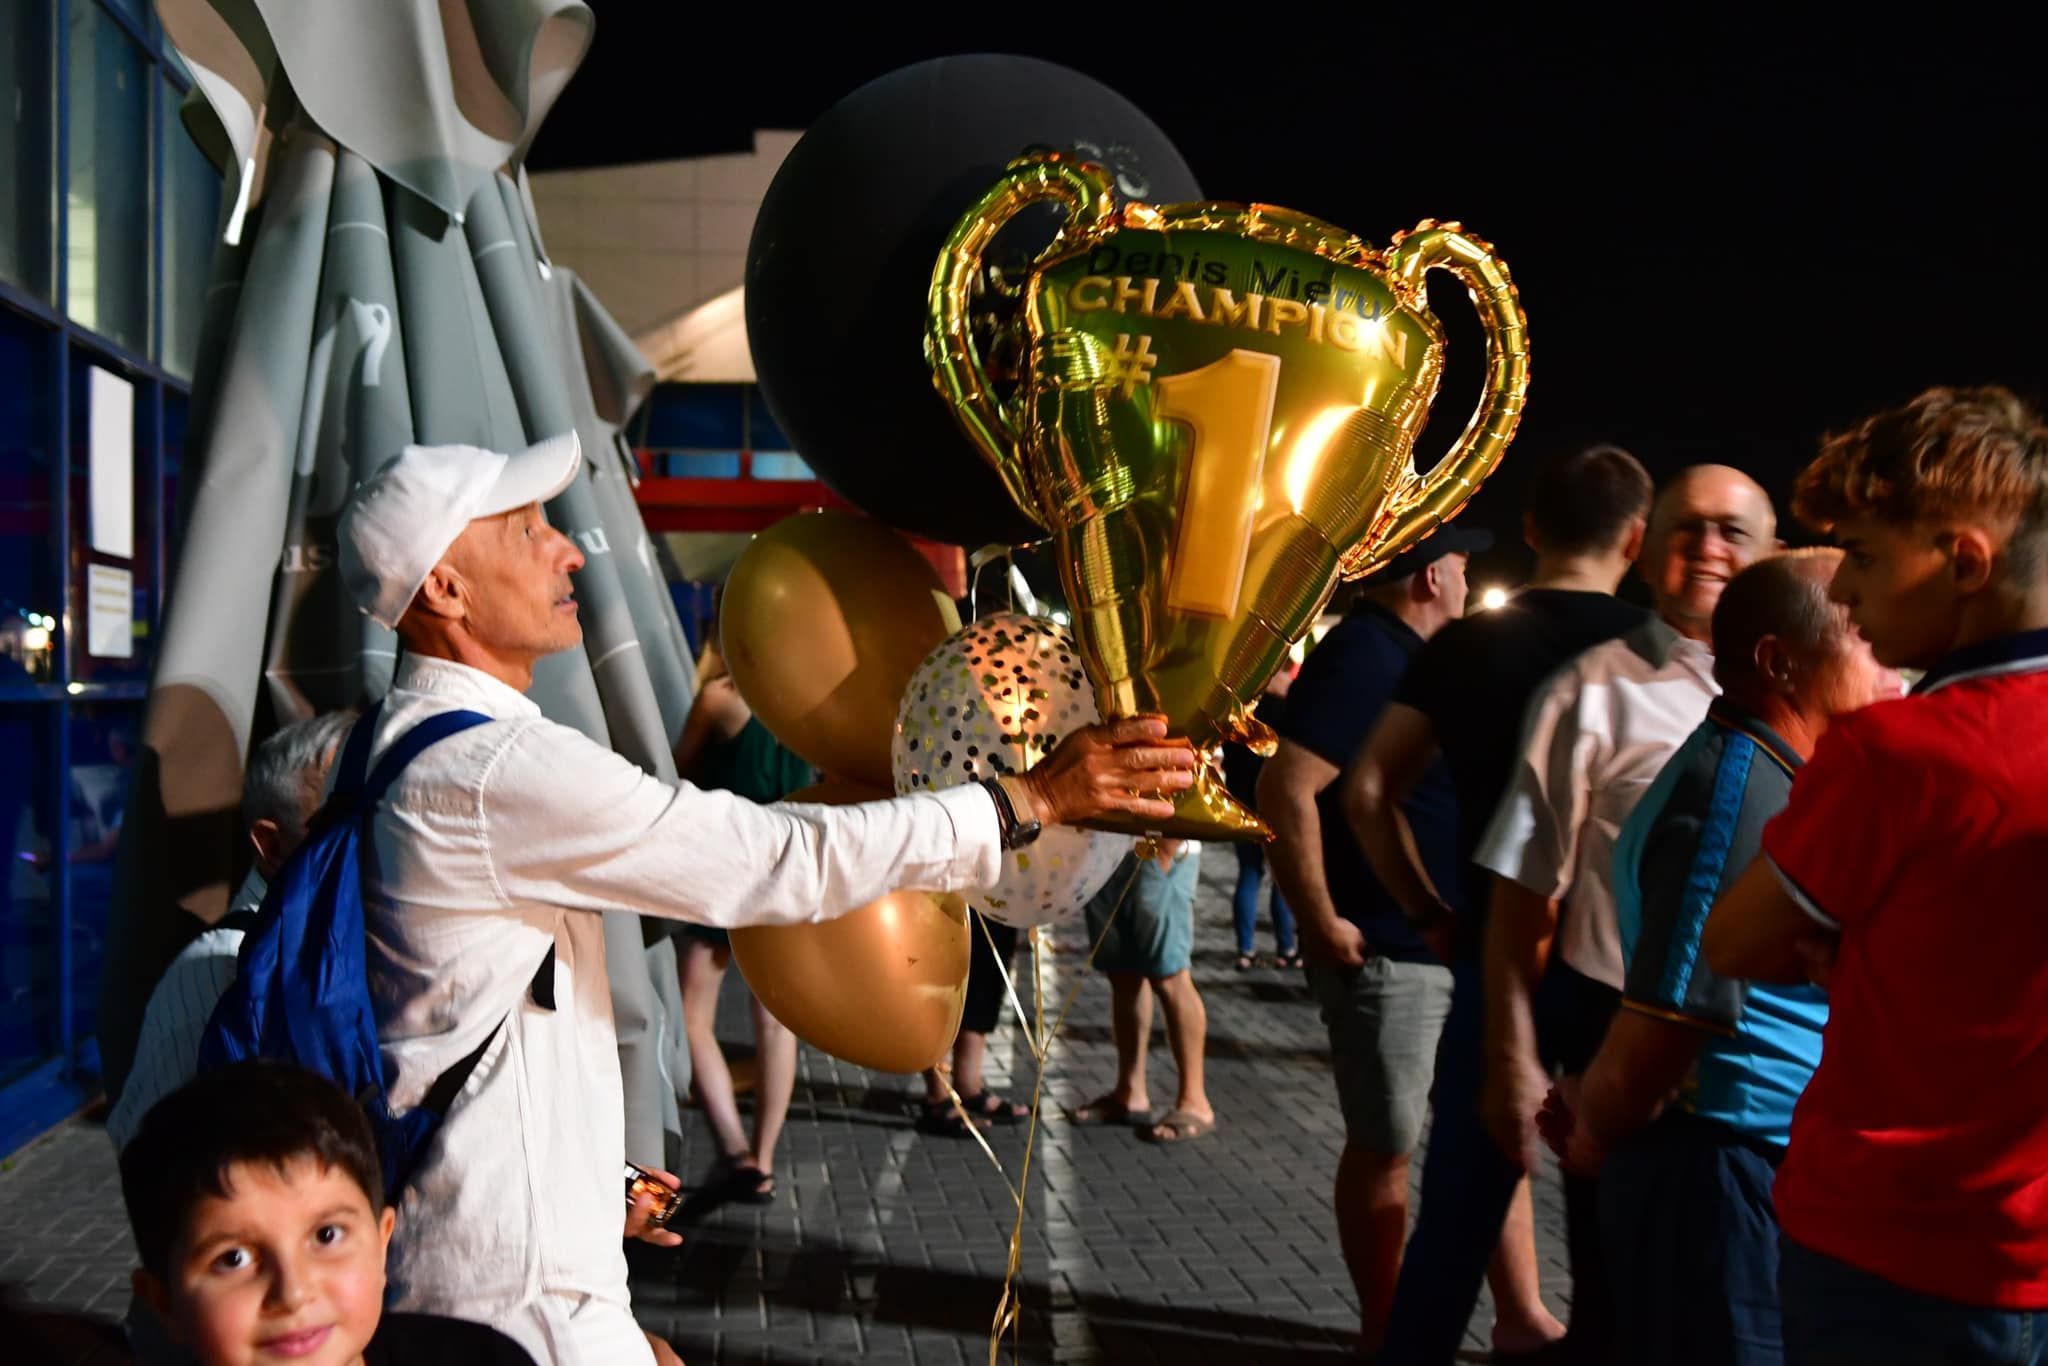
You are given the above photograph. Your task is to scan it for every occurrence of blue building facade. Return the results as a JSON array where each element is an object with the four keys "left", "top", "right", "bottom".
[{"left": 2, "top": 0, "right": 221, "bottom": 1152}]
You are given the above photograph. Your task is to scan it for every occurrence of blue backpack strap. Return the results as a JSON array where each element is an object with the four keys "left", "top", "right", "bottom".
[
  {"left": 327, "top": 701, "right": 385, "bottom": 805},
  {"left": 359, "top": 708, "right": 494, "bottom": 805}
]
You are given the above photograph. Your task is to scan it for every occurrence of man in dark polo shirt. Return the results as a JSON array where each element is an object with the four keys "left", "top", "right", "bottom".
[
  {"left": 1705, "top": 388, "right": 2048, "bottom": 1363},
  {"left": 1539, "top": 550, "right": 1899, "bottom": 1366},
  {"left": 1347, "top": 443, "right": 1653, "bottom": 1364},
  {"left": 1258, "top": 523, "right": 1485, "bottom": 1360}
]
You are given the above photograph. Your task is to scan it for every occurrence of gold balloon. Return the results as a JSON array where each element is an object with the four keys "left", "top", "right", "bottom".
[
  {"left": 928, "top": 153, "right": 1531, "bottom": 841},
  {"left": 721, "top": 511, "right": 962, "bottom": 789},
  {"left": 730, "top": 780, "right": 971, "bottom": 1074}
]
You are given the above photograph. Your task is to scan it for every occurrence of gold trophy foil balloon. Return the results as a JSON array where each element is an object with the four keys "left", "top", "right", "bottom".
[{"left": 927, "top": 153, "right": 1531, "bottom": 840}]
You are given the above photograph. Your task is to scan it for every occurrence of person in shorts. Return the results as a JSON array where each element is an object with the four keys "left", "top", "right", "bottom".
[
  {"left": 1257, "top": 524, "right": 1483, "bottom": 1357},
  {"left": 1068, "top": 842, "right": 1213, "bottom": 1144}
]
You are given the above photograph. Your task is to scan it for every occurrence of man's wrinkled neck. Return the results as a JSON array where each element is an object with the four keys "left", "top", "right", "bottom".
[
  {"left": 1726, "top": 686, "right": 1823, "bottom": 760},
  {"left": 398, "top": 622, "right": 536, "bottom": 694}
]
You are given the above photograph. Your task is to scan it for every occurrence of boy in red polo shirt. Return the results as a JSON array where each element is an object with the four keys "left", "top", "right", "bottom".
[{"left": 1703, "top": 386, "right": 2048, "bottom": 1364}]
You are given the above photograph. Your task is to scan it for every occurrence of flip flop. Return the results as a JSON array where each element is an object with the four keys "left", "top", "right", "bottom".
[
  {"left": 1234, "top": 954, "right": 1257, "bottom": 971},
  {"left": 914, "top": 1098, "right": 989, "bottom": 1138},
  {"left": 1141, "top": 1108, "right": 1216, "bottom": 1144},
  {"left": 959, "top": 1090, "right": 1031, "bottom": 1125},
  {"left": 1063, "top": 1095, "right": 1152, "bottom": 1127}
]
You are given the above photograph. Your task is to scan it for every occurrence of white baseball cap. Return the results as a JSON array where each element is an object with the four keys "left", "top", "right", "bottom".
[{"left": 339, "top": 432, "right": 582, "bottom": 630}]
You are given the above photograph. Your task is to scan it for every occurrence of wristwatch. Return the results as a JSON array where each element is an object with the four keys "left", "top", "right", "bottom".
[{"left": 979, "top": 776, "right": 1043, "bottom": 850}]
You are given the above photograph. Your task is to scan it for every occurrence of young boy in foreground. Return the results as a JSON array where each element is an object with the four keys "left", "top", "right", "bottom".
[
  {"left": 1703, "top": 386, "right": 2048, "bottom": 1362},
  {"left": 120, "top": 1060, "right": 536, "bottom": 1366}
]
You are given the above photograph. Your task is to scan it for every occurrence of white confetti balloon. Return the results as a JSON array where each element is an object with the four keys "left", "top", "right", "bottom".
[{"left": 892, "top": 613, "right": 1134, "bottom": 927}]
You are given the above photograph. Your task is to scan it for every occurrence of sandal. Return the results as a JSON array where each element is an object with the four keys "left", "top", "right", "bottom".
[
  {"left": 914, "top": 1097, "right": 989, "bottom": 1138},
  {"left": 1276, "top": 950, "right": 1304, "bottom": 969},
  {"left": 1234, "top": 953, "right": 1257, "bottom": 971},
  {"left": 1064, "top": 1094, "right": 1152, "bottom": 1127},
  {"left": 1141, "top": 1108, "right": 1216, "bottom": 1145},
  {"left": 959, "top": 1090, "right": 1030, "bottom": 1125},
  {"left": 725, "top": 1164, "right": 776, "bottom": 1205}
]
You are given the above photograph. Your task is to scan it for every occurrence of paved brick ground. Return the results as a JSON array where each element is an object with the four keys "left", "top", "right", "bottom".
[{"left": 0, "top": 848, "right": 1570, "bottom": 1364}]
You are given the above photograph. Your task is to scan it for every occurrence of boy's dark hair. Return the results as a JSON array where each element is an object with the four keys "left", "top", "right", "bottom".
[
  {"left": 119, "top": 1060, "right": 383, "bottom": 1278},
  {"left": 1525, "top": 444, "right": 1654, "bottom": 556},
  {"left": 1795, "top": 386, "right": 2048, "bottom": 575}
]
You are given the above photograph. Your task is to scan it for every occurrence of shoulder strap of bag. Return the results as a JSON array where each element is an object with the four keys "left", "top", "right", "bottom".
[
  {"left": 346, "top": 703, "right": 500, "bottom": 1118},
  {"left": 360, "top": 708, "right": 494, "bottom": 805}
]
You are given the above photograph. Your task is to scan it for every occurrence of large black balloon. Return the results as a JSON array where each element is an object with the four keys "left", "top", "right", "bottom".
[{"left": 746, "top": 56, "right": 1201, "bottom": 548}]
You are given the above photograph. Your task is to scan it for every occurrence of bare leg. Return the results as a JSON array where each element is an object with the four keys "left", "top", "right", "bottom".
[
  {"left": 1149, "top": 970, "right": 1212, "bottom": 1122},
  {"left": 1487, "top": 1175, "right": 1567, "bottom": 1351},
  {"left": 1336, "top": 1144, "right": 1410, "bottom": 1352},
  {"left": 1108, "top": 973, "right": 1153, "bottom": 1110},
  {"left": 678, "top": 939, "right": 747, "bottom": 1161},
  {"left": 746, "top": 994, "right": 797, "bottom": 1177},
  {"left": 952, "top": 1028, "right": 990, "bottom": 1098}
]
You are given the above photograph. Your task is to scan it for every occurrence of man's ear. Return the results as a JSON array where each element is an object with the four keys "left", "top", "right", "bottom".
[
  {"left": 1419, "top": 560, "right": 1442, "bottom": 601},
  {"left": 1620, "top": 516, "right": 1648, "bottom": 565},
  {"left": 248, "top": 819, "right": 286, "bottom": 877},
  {"left": 412, "top": 560, "right": 467, "bottom": 622},
  {"left": 1754, "top": 635, "right": 1795, "bottom": 693},
  {"left": 132, "top": 1268, "right": 180, "bottom": 1340},
  {"left": 1949, "top": 526, "right": 1998, "bottom": 594}
]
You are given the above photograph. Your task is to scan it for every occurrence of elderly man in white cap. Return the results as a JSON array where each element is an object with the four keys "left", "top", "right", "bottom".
[{"left": 335, "top": 433, "right": 1196, "bottom": 1365}]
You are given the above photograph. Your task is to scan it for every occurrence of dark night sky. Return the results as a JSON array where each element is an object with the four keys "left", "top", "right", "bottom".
[{"left": 529, "top": 15, "right": 2045, "bottom": 582}]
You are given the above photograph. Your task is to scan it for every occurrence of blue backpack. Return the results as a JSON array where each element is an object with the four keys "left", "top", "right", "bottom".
[{"left": 200, "top": 702, "right": 495, "bottom": 1200}]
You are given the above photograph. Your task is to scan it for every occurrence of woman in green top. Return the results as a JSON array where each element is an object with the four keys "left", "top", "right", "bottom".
[{"left": 672, "top": 641, "right": 814, "bottom": 1205}]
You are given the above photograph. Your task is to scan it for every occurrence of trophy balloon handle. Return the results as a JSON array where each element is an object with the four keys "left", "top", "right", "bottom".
[
  {"left": 1077, "top": 759, "right": 1273, "bottom": 844},
  {"left": 1344, "top": 222, "right": 1533, "bottom": 580},
  {"left": 927, "top": 154, "right": 1120, "bottom": 531},
  {"left": 1227, "top": 701, "right": 1279, "bottom": 759}
]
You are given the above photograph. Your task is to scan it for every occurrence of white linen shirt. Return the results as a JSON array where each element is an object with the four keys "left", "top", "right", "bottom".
[
  {"left": 105, "top": 872, "right": 262, "bottom": 1153},
  {"left": 363, "top": 655, "right": 1001, "bottom": 1359},
  {"left": 1473, "top": 617, "right": 1717, "bottom": 988}
]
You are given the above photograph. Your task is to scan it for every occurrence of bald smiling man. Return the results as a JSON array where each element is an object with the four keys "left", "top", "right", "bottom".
[{"left": 1466, "top": 465, "right": 1776, "bottom": 1363}]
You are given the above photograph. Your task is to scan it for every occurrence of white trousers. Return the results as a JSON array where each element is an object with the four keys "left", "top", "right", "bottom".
[{"left": 499, "top": 1291, "right": 655, "bottom": 1366}]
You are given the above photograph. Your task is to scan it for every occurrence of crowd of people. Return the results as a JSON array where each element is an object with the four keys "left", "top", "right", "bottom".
[
  {"left": 1276, "top": 385, "right": 2048, "bottom": 1366},
  {"left": 97, "top": 384, "right": 2048, "bottom": 1366}
]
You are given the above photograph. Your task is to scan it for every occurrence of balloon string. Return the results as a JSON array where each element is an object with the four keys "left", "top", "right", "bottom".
[
  {"left": 983, "top": 861, "right": 1141, "bottom": 1366},
  {"left": 945, "top": 1079, "right": 1011, "bottom": 1189},
  {"left": 980, "top": 913, "right": 1044, "bottom": 1061},
  {"left": 966, "top": 543, "right": 1009, "bottom": 620},
  {"left": 1006, "top": 559, "right": 1039, "bottom": 616}
]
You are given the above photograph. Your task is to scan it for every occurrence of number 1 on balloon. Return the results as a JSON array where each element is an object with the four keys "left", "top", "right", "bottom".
[{"left": 1157, "top": 348, "right": 1282, "bottom": 619}]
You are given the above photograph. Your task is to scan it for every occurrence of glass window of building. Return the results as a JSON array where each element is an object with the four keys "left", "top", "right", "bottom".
[
  {"left": 645, "top": 383, "right": 744, "bottom": 478},
  {"left": 0, "top": 1, "right": 224, "bottom": 1153},
  {"left": 1, "top": 0, "right": 56, "bottom": 300},
  {"left": 0, "top": 310, "right": 59, "bottom": 693},
  {"left": 162, "top": 386, "right": 190, "bottom": 564},
  {"left": 0, "top": 707, "right": 59, "bottom": 1089},
  {"left": 66, "top": 0, "right": 153, "bottom": 355},
  {"left": 66, "top": 701, "right": 141, "bottom": 1048},
  {"left": 160, "top": 79, "right": 221, "bottom": 379},
  {"left": 67, "top": 349, "right": 156, "bottom": 687}
]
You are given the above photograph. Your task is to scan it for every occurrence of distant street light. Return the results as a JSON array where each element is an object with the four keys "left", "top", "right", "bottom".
[{"left": 1479, "top": 586, "right": 1510, "bottom": 611}]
